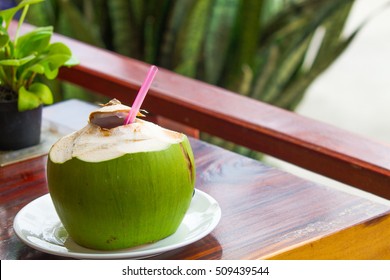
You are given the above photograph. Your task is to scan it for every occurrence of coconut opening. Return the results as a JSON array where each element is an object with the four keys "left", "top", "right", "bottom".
[
  {"left": 89, "top": 99, "right": 146, "bottom": 129},
  {"left": 90, "top": 112, "right": 127, "bottom": 129},
  {"left": 50, "top": 99, "right": 185, "bottom": 164}
]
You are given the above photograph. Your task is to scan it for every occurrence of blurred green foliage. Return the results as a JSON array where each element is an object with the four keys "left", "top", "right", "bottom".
[{"left": 23, "top": 0, "right": 361, "bottom": 157}]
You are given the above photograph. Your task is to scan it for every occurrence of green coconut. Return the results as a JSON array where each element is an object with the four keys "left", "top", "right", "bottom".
[{"left": 47, "top": 100, "right": 195, "bottom": 250}]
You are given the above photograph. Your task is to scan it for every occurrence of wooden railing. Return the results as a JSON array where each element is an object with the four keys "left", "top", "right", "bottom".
[{"left": 12, "top": 22, "right": 390, "bottom": 199}]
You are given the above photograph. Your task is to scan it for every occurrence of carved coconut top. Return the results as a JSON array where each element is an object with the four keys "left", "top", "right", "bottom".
[{"left": 49, "top": 99, "right": 185, "bottom": 163}]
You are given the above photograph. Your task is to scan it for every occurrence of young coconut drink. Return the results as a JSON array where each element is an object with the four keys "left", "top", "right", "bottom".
[{"left": 47, "top": 99, "right": 195, "bottom": 250}]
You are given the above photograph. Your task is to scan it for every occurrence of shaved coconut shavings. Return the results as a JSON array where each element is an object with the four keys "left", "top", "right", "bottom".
[{"left": 50, "top": 115, "right": 184, "bottom": 164}]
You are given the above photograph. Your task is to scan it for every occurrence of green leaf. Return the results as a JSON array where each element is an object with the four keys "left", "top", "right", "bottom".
[
  {"left": 43, "top": 66, "right": 58, "bottom": 80},
  {"left": 233, "top": 0, "right": 264, "bottom": 68},
  {"left": 0, "top": 24, "right": 10, "bottom": 48},
  {"left": 29, "top": 82, "right": 53, "bottom": 105},
  {"left": 15, "top": 26, "right": 53, "bottom": 58},
  {"left": 311, "top": 1, "right": 355, "bottom": 70},
  {"left": 204, "top": 0, "right": 239, "bottom": 84},
  {"left": 251, "top": 44, "right": 280, "bottom": 100},
  {"left": 261, "top": 36, "right": 312, "bottom": 104},
  {"left": 43, "top": 53, "right": 71, "bottom": 69},
  {"left": 142, "top": 0, "right": 171, "bottom": 64},
  {"left": 26, "top": 63, "right": 45, "bottom": 74},
  {"left": 174, "top": 0, "right": 213, "bottom": 77},
  {"left": 19, "top": 41, "right": 75, "bottom": 80},
  {"left": 0, "top": 54, "right": 36, "bottom": 66},
  {"left": 37, "top": 42, "right": 73, "bottom": 78},
  {"left": 107, "top": 0, "right": 139, "bottom": 57},
  {"left": 18, "top": 85, "right": 41, "bottom": 111},
  {"left": 57, "top": 0, "right": 105, "bottom": 48},
  {"left": 64, "top": 55, "right": 80, "bottom": 67},
  {"left": 159, "top": 0, "right": 196, "bottom": 68},
  {"left": 47, "top": 42, "right": 72, "bottom": 56},
  {"left": 0, "top": 34, "right": 9, "bottom": 49},
  {"left": 222, "top": 0, "right": 264, "bottom": 93},
  {"left": 0, "top": 0, "right": 44, "bottom": 28},
  {"left": 129, "top": 0, "right": 144, "bottom": 28},
  {"left": 24, "top": 0, "right": 55, "bottom": 26}
]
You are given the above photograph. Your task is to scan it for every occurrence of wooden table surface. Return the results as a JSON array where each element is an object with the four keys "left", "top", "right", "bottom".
[{"left": 1, "top": 137, "right": 390, "bottom": 260}]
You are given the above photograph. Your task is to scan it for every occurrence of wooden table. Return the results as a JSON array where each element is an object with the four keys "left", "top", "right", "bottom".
[{"left": 1, "top": 123, "right": 390, "bottom": 259}]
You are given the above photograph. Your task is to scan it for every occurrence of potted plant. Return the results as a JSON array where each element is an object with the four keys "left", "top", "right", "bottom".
[{"left": 0, "top": 0, "right": 78, "bottom": 150}]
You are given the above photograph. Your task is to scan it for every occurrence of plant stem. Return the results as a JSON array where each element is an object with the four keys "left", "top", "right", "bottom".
[
  {"left": 0, "top": 67, "right": 8, "bottom": 85},
  {"left": 26, "top": 72, "right": 37, "bottom": 89},
  {"left": 10, "top": 66, "right": 16, "bottom": 91},
  {"left": 14, "top": 5, "right": 30, "bottom": 47}
]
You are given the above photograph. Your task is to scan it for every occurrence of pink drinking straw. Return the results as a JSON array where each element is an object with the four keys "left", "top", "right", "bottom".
[{"left": 124, "top": 65, "right": 159, "bottom": 125}]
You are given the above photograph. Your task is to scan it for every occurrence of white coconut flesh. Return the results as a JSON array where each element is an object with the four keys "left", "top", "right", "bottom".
[{"left": 49, "top": 100, "right": 184, "bottom": 163}]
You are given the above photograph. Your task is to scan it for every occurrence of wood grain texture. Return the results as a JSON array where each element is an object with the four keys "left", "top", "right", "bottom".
[
  {"left": 9, "top": 22, "right": 390, "bottom": 198},
  {"left": 1, "top": 139, "right": 389, "bottom": 259},
  {"left": 267, "top": 212, "right": 390, "bottom": 259}
]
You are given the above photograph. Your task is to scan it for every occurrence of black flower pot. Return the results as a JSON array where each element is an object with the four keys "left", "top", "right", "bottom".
[{"left": 0, "top": 100, "right": 42, "bottom": 150}]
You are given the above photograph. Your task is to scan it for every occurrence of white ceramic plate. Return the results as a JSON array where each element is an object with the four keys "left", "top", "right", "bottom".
[{"left": 13, "top": 190, "right": 221, "bottom": 259}]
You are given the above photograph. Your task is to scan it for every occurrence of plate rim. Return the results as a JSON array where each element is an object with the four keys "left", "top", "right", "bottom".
[{"left": 13, "top": 189, "right": 221, "bottom": 259}]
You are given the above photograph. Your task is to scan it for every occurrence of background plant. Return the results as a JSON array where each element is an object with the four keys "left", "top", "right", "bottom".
[
  {"left": 0, "top": 0, "right": 77, "bottom": 111},
  {"left": 23, "top": 0, "right": 361, "bottom": 158}
]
